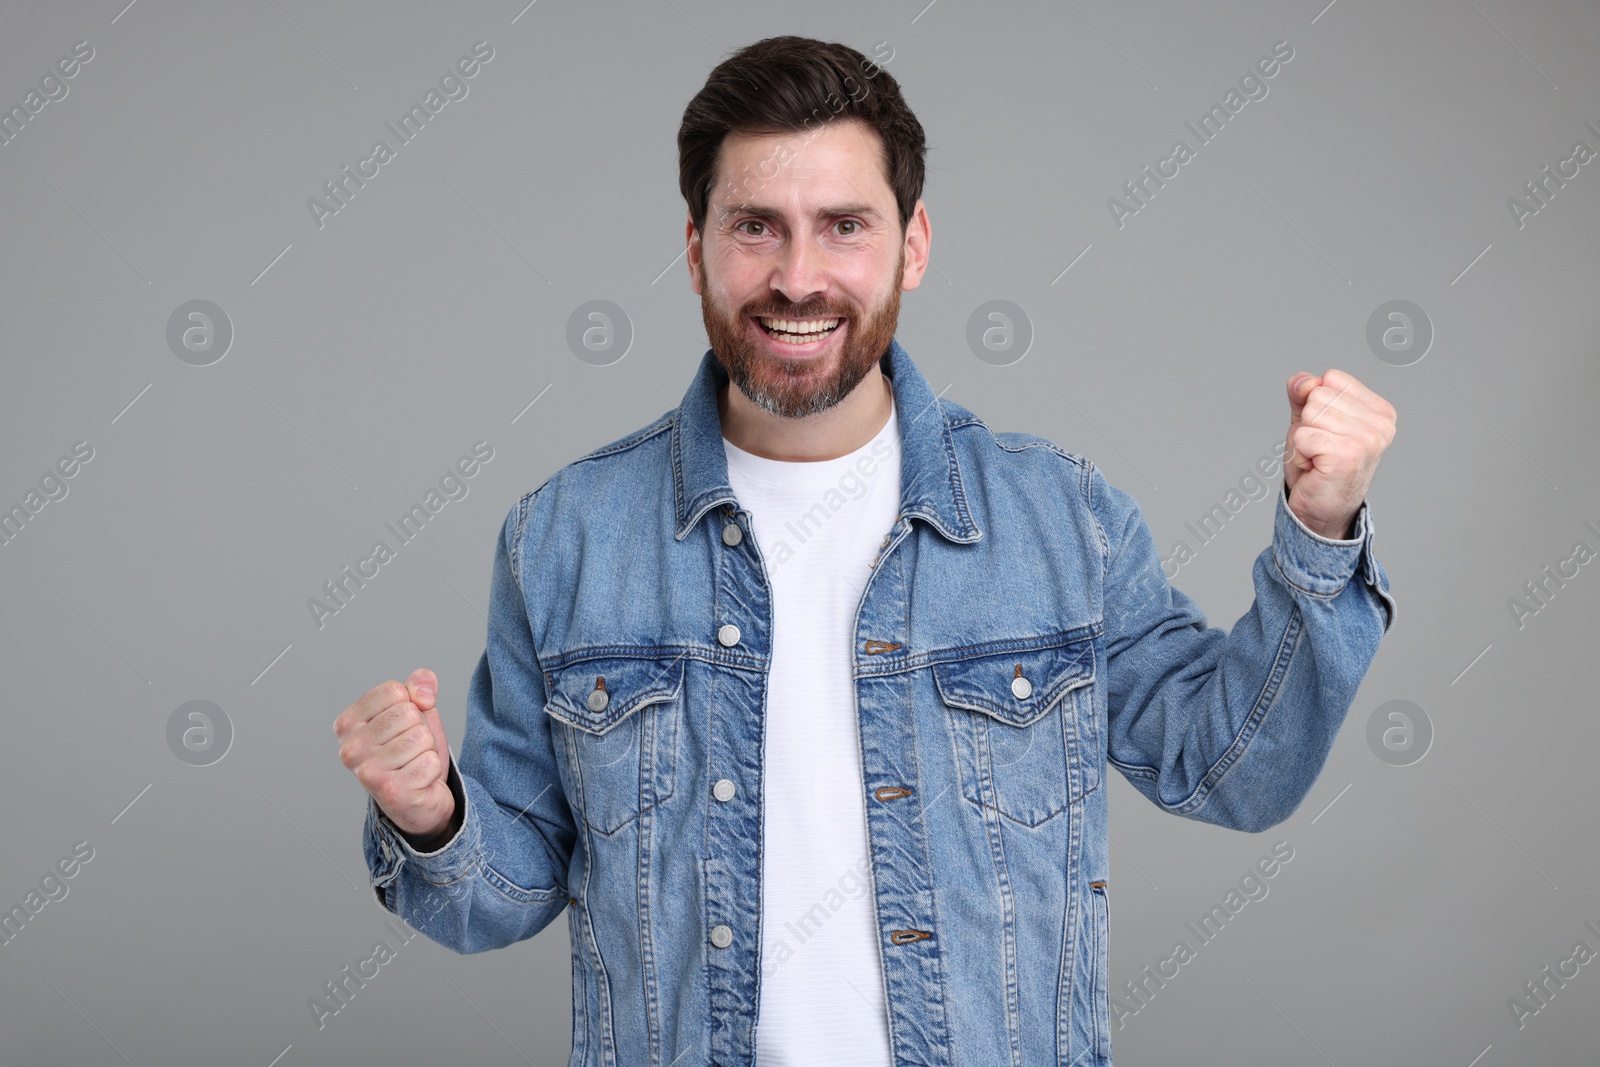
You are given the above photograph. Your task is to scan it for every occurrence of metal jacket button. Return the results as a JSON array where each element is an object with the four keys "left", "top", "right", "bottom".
[
  {"left": 710, "top": 924, "right": 733, "bottom": 948},
  {"left": 718, "top": 623, "right": 741, "bottom": 647},
  {"left": 722, "top": 523, "right": 743, "bottom": 546},
  {"left": 1011, "top": 673, "right": 1032, "bottom": 699},
  {"left": 587, "top": 680, "right": 610, "bottom": 711},
  {"left": 713, "top": 778, "right": 736, "bottom": 802}
]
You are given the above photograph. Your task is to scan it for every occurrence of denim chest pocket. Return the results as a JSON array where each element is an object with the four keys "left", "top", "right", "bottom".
[
  {"left": 934, "top": 635, "right": 1099, "bottom": 828},
  {"left": 541, "top": 649, "right": 686, "bottom": 836}
]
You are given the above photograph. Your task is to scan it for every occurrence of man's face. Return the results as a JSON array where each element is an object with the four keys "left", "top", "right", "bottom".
[{"left": 688, "top": 118, "right": 924, "bottom": 419}]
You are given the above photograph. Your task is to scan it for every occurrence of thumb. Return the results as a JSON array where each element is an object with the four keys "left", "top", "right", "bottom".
[
  {"left": 1286, "top": 372, "right": 1318, "bottom": 428},
  {"left": 407, "top": 668, "right": 450, "bottom": 785},
  {"left": 1283, "top": 374, "right": 1319, "bottom": 492},
  {"left": 407, "top": 667, "right": 437, "bottom": 710}
]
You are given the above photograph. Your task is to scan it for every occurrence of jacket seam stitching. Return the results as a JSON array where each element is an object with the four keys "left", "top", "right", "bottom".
[
  {"left": 1101, "top": 603, "right": 1305, "bottom": 812},
  {"left": 980, "top": 766, "right": 1026, "bottom": 1066},
  {"left": 1085, "top": 461, "right": 1110, "bottom": 584},
  {"left": 479, "top": 856, "right": 567, "bottom": 906},
  {"left": 1271, "top": 547, "right": 1350, "bottom": 599},
  {"left": 572, "top": 411, "right": 675, "bottom": 466},
  {"left": 511, "top": 490, "right": 552, "bottom": 686},
  {"left": 1177, "top": 604, "right": 1305, "bottom": 816},
  {"left": 511, "top": 490, "right": 532, "bottom": 597},
  {"left": 939, "top": 400, "right": 981, "bottom": 534}
]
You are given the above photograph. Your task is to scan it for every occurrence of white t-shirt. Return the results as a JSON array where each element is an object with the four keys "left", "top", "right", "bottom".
[{"left": 723, "top": 395, "right": 901, "bottom": 1067}]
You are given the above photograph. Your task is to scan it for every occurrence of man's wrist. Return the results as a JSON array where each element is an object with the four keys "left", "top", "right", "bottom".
[
  {"left": 390, "top": 754, "right": 465, "bottom": 853},
  {"left": 1281, "top": 481, "right": 1362, "bottom": 544},
  {"left": 399, "top": 811, "right": 460, "bottom": 852},
  {"left": 1305, "top": 514, "right": 1355, "bottom": 540}
]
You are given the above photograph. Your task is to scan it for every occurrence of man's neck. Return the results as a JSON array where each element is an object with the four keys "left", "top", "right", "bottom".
[{"left": 719, "top": 369, "right": 893, "bottom": 462}]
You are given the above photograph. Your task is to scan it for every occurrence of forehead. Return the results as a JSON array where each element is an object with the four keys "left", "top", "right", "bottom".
[{"left": 712, "top": 118, "right": 890, "bottom": 212}]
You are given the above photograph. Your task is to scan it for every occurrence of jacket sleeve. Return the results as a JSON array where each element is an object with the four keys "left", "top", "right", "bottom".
[
  {"left": 361, "top": 491, "right": 577, "bottom": 952},
  {"left": 1089, "top": 463, "right": 1396, "bottom": 832}
]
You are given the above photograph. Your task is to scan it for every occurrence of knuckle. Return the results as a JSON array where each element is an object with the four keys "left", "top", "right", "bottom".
[
  {"left": 378, "top": 703, "right": 419, "bottom": 733},
  {"left": 410, "top": 750, "right": 441, "bottom": 783}
]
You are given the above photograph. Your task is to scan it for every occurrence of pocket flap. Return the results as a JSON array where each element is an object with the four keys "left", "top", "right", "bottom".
[
  {"left": 543, "top": 649, "right": 687, "bottom": 735},
  {"left": 933, "top": 635, "right": 1095, "bottom": 728}
]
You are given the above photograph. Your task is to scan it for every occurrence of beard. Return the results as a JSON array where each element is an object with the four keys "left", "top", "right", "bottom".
[{"left": 701, "top": 245, "right": 904, "bottom": 419}]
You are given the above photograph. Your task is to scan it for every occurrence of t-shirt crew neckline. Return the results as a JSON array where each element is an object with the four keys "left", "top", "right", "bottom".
[{"left": 722, "top": 397, "right": 898, "bottom": 486}]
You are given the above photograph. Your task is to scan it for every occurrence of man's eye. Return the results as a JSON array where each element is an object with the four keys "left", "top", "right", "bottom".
[{"left": 734, "top": 220, "right": 862, "bottom": 237}]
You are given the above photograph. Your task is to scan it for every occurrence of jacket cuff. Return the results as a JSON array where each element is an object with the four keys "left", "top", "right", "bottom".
[
  {"left": 1271, "top": 480, "right": 1364, "bottom": 591},
  {"left": 362, "top": 750, "right": 477, "bottom": 902},
  {"left": 1271, "top": 481, "right": 1396, "bottom": 633}
]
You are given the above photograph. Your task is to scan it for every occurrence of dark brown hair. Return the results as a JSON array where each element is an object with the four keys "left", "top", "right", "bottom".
[{"left": 677, "top": 36, "right": 927, "bottom": 237}]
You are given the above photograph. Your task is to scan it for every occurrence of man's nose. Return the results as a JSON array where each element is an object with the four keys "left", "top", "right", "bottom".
[{"left": 769, "top": 233, "right": 830, "bottom": 302}]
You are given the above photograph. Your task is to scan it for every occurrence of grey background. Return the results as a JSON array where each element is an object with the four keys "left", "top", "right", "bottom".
[{"left": 2, "top": 0, "right": 1596, "bottom": 1063}]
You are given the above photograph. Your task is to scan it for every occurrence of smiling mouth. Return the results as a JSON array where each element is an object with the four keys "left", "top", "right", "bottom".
[{"left": 752, "top": 316, "right": 843, "bottom": 345}]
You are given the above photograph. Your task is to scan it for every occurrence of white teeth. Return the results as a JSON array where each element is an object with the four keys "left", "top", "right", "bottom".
[{"left": 758, "top": 317, "right": 840, "bottom": 335}]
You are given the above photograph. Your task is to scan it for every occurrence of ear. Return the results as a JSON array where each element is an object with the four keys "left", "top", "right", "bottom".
[
  {"left": 686, "top": 212, "right": 704, "bottom": 295},
  {"left": 899, "top": 199, "right": 931, "bottom": 291}
]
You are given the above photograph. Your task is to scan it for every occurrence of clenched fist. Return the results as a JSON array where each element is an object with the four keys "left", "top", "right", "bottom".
[
  {"left": 1283, "top": 368, "right": 1397, "bottom": 540},
  {"left": 335, "top": 668, "right": 457, "bottom": 842}
]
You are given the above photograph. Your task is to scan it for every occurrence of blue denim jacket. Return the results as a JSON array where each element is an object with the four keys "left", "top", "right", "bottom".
[{"left": 362, "top": 337, "right": 1396, "bottom": 1066}]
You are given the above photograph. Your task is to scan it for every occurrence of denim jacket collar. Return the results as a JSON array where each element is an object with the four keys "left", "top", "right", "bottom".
[{"left": 670, "top": 336, "right": 983, "bottom": 546}]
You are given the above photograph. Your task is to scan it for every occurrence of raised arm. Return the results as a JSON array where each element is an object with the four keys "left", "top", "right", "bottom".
[{"left": 338, "top": 493, "right": 577, "bottom": 952}]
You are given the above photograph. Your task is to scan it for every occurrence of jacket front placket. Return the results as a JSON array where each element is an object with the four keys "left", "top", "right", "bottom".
[
  {"left": 850, "top": 513, "right": 957, "bottom": 1067},
  {"left": 701, "top": 496, "right": 774, "bottom": 1065}
]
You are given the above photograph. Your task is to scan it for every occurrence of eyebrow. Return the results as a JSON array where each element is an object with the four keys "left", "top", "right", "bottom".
[{"left": 718, "top": 202, "right": 884, "bottom": 223}]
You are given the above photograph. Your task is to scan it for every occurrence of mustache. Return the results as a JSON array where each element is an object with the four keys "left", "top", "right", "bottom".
[{"left": 746, "top": 306, "right": 851, "bottom": 319}]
